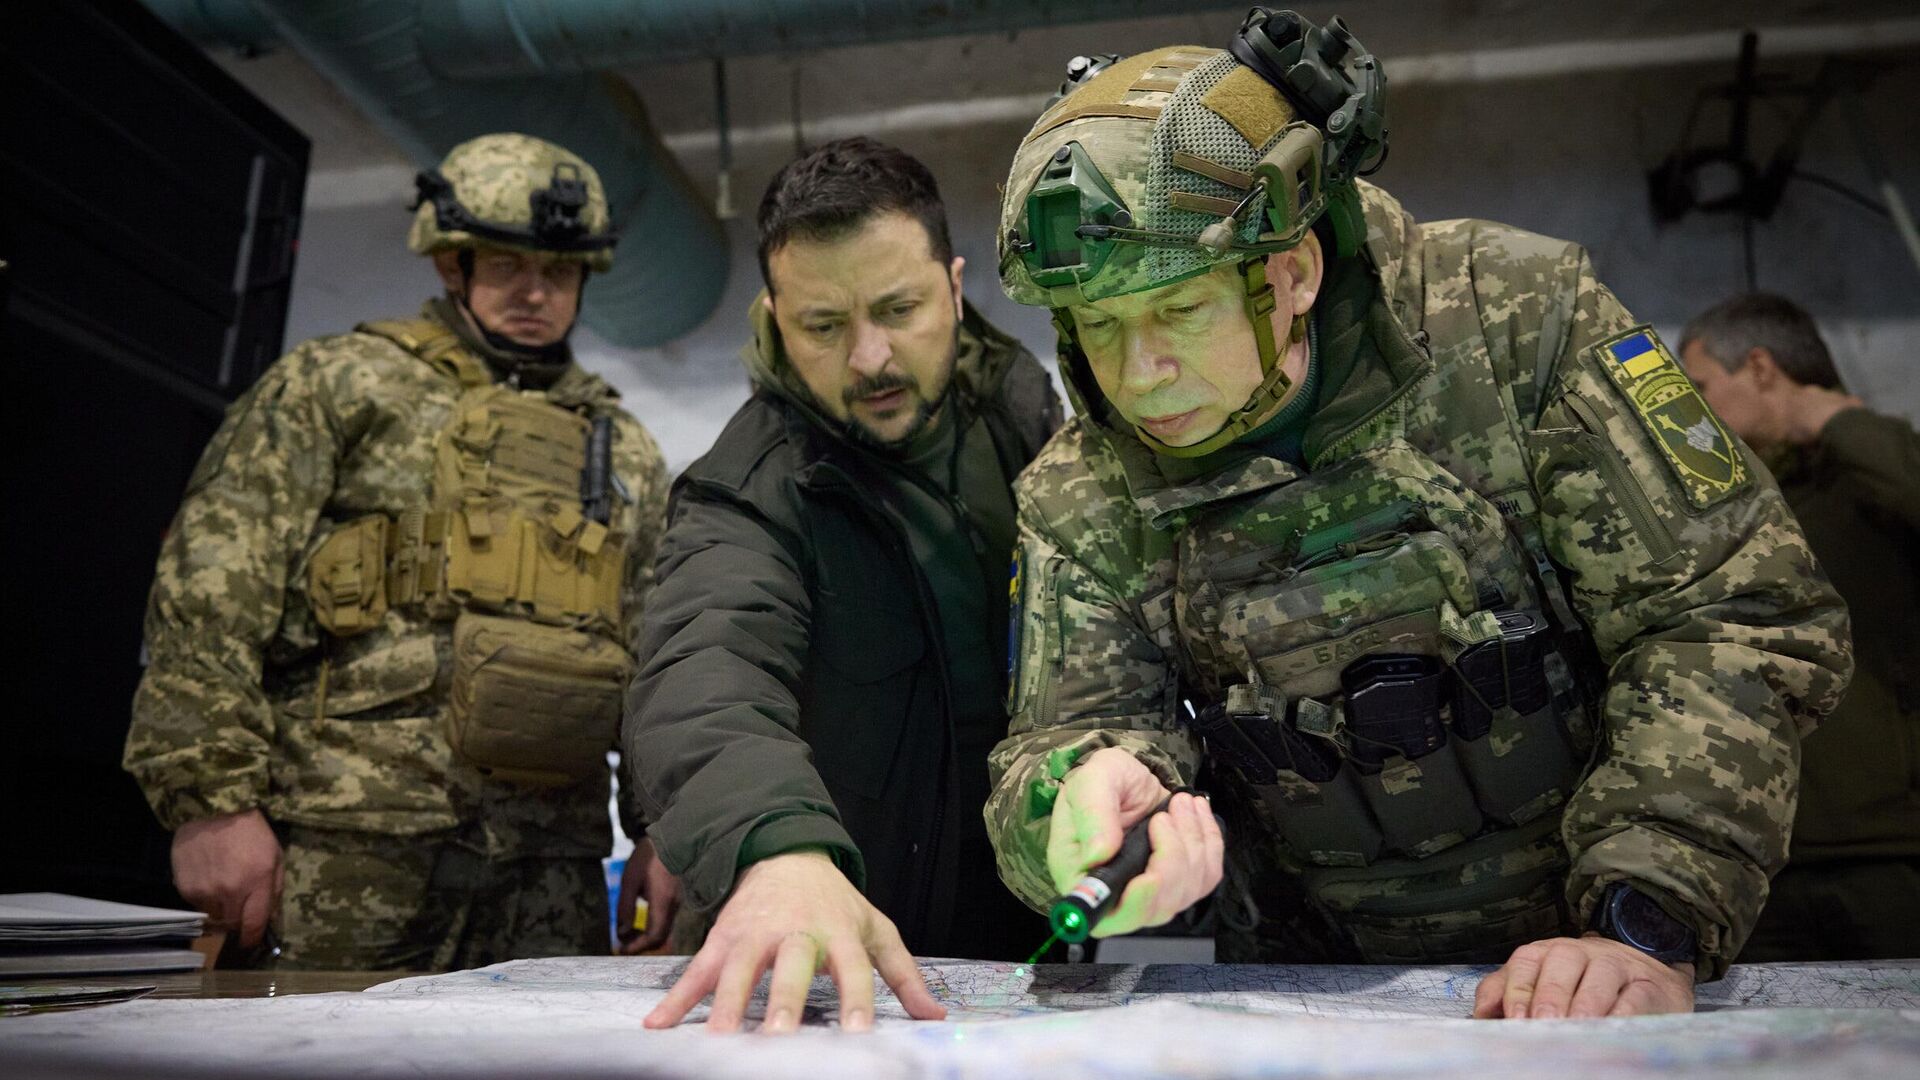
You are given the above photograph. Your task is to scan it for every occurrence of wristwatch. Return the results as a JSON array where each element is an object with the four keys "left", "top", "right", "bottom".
[{"left": 1590, "top": 882, "right": 1698, "bottom": 965}]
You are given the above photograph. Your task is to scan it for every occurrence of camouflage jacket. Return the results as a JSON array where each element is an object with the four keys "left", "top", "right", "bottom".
[
  {"left": 986, "top": 183, "right": 1851, "bottom": 978},
  {"left": 125, "top": 302, "right": 669, "bottom": 857}
]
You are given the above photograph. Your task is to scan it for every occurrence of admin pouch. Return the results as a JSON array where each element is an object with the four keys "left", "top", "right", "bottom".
[{"left": 448, "top": 612, "right": 633, "bottom": 787}]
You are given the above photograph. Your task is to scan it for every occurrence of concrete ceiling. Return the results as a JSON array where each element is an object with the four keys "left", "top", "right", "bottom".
[{"left": 207, "top": 1, "right": 1918, "bottom": 176}]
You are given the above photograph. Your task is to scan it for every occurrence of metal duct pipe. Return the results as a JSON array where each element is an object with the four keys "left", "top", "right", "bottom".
[
  {"left": 148, "top": 0, "right": 276, "bottom": 51},
  {"left": 416, "top": 0, "right": 1230, "bottom": 74},
  {"left": 151, "top": 1, "right": 1229, "bottom": 71},
  {"left": 149, "top": 0, "right": 728, "bottom": 347}
]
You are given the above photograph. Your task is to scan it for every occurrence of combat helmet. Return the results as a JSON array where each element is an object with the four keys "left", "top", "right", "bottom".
[
  {"left": 999, "top": 8, "right": 1387, "bottom": 456},
  {"left": 409, "top": 133, "right": 618, "bottom": 272}
]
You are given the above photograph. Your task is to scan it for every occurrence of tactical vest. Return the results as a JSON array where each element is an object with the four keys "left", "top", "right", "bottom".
[
  {"left": 1175, "top": 427, "right": 1594, "bottom": 963},
  {"left": 304, "top": 319, "right": 634, "bottom": 786}
]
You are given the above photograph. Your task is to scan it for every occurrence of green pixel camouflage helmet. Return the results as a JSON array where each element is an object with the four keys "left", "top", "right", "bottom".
[
  {"left": 997, "top": 10, "right": 1386, "bottom": 456},
  {"left": 408, "top": 134, "right": 618, "bottom": 272}
]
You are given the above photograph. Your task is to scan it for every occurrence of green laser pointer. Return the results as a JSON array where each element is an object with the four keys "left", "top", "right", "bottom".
[{"left": 1044, "top": 793, "right": 1179, "bottom": 948}]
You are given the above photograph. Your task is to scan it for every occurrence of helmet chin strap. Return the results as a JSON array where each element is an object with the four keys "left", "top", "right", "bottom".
[{"left": 1061, "top": 258, "right": 1306, "bottom": 459}]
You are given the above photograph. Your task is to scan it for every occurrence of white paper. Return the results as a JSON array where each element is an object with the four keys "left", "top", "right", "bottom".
[{"left": 0, "top": 893, "right": 206, "bottom": 943}]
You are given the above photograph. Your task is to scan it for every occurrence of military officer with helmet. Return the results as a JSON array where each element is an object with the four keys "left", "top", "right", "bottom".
[
  {"left": 125, "top": 134, "right": 673, "bottom": 970},
  {"left": 987, "top": 8, "right": 1851, "bottom": 1018}
]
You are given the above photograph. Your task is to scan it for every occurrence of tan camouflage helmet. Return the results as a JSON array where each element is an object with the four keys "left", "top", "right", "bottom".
[{"left": 409, "top": 133, "right": 618, "bottom": 272}]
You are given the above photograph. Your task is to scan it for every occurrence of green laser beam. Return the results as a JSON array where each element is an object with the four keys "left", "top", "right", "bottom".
[{"left": 1025, "top": 929, "right": 1061, "bottom": 967}]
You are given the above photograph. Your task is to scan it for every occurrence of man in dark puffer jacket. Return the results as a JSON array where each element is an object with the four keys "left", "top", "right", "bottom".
[{"left": 626, "top": 137, "right": 1063, "bottom": 1032}]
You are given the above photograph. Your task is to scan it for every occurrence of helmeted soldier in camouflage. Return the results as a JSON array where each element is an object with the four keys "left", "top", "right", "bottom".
[
  {"left": 986, "top": 9, "right": 1851, "bottom": 1017},
  {"left": 125, "top": 133, "right": 671, "bottom": 970}
]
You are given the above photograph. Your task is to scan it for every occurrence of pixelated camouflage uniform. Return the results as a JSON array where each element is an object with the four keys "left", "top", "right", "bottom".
[
  {"left": 125, "top": 297, "right": 668, "bottom": 970},
  {"left": 987, "top": 175, "right": 1851, "bottom": 979}
]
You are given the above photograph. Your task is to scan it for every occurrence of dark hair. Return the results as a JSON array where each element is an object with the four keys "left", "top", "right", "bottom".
[
  {"left": 755, "top": 137, "right": 954, "bottom": 291},
  {"left": 1680, "top": 292, "right": 1844, "bottom": 390}
]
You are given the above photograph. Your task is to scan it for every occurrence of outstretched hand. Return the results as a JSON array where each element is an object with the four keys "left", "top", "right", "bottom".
[{"left": 642, "top": 849, "right": 946, "bottom": 1033}]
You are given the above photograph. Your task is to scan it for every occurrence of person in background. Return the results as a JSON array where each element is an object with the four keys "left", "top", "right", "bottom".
[
  {"left": 125, "top": 134, "right": 674, "bottom": 970},
  {"left": 1680, "top": 292, "right": 1919, "bottom": 961}
]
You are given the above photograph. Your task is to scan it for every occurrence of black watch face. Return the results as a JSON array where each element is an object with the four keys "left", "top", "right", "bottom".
[{"left": 1615, "top": 888, "right": 1693, "bottom": 954}]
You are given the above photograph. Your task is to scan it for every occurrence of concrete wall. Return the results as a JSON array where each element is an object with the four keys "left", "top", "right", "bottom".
[{"left": 282, "top": 26, "right": 1920, "bottom": 473}]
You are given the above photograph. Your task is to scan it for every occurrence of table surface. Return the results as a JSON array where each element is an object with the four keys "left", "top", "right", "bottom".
[
  {"left": 42, "top": 969, "right": 396, "bottom": 999},
  {"left": 5, "top": 957, "right": 1917, "bottom": 1080}
]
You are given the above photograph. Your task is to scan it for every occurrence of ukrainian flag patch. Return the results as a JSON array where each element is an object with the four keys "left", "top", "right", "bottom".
[
  {"left": 1608, "top": 332, "right": 1666, "bottom": 379},
  {"left": 1593, "top": 325, "right": 1747, "bottom": 510}
]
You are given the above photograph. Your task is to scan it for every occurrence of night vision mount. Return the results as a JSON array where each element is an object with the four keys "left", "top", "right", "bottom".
[
  {"left": 413, "top": 163, "right": 619, "bottom": 254},
  {"left": 1047, "top": 53, "right": 1124, "bottom": 109},
  {"left": 1229, "top": 7, "right": 1388, "bottom": 256}
]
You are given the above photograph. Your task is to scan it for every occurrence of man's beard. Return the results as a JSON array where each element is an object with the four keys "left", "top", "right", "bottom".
[{"left": 840, "top": 336, "right": 958, "bottom": 451}]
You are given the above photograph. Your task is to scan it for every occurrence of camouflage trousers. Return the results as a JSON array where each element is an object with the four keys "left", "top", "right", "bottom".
[
  {"left": 1739, "top": 858, "right": 1920, "bottom": 962},
  {"left": 270, "top": 825, "right": 608, "bottom": 971}
]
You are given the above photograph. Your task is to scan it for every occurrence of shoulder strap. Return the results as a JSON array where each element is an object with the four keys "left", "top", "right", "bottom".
[
  {"left": 356, "top": 318, "right": 494, "bottom": 389},
  {"left": 1466, "top": 300, "right": 1605, "bottom": 721}
]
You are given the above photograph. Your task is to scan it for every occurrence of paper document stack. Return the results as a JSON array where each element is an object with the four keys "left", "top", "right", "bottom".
[{"left": 0, "top": 893, "right": 207, "bottom": 977}]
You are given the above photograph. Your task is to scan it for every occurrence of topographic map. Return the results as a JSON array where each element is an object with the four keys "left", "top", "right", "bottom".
[
  {"left": 373, "top": 955, "right": 1920, "bottom": 1019},
  {"left": 5, "top": 957, "right": 1918, "bottom": 1079}
]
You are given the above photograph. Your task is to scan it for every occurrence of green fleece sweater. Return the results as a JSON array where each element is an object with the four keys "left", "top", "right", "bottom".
[{"left": 1768, "top": 407, "right": 1920, "bottom": 862}]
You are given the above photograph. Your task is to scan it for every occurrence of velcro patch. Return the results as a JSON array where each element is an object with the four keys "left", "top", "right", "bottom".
[
  {"left": 1200, "top": 64, "right": 1292, "bottom": 148},
  {"left": 1594, "top": 326, "right": 1747, "bottom": 509}
]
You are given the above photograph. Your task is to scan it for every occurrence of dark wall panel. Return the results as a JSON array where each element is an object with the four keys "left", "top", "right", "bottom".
[{"left": 0, "top": 0, "right": 309, "bottom": 904}]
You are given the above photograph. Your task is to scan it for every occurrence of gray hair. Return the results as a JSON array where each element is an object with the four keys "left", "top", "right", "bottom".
[{"left": 1680, "top": 292, "right": 1844, "bottom": 390}]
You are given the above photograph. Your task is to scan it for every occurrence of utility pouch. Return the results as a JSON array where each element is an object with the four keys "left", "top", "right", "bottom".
[
  {"left": 307, "top": 515, "right": 391, "bottom": 637},
  {"left": 1351, "top": 739, "right": 1483, "bottom": 858},
  {"left": 1443, "top": 607, "right": 1580, "bottom": 826},
  {"left": 1341, "top": 654, "right": 1448, "bottom": 767},
  {"left": 1206, "top": 686, "right": 1384, "bottom": 869},
  {"left": 1190, "top": 685, "right": 1342, "bottom": 784},
  {"left": 448, "top": 611, "right": 634, "bottom": 787},
  {"left": 1448, "top": 609, "right": 1553, "bottom": 739}
]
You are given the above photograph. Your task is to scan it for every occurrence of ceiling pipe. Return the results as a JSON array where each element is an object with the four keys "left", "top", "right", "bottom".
[
  {"left": 416, "top": 0, "right": 1233, "bottom": 74},
  {"left": 149, "top": 1, "right": 1232, "bottom": 70},
  {"left": 146, "top": 0, "right": 728, "bottom": 347},
  {"left": 147, "top": 0, "right": 276, "bottom": 52},
  {"left": 142, "top": 0, "right": 1231, "bottom": 344}
]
